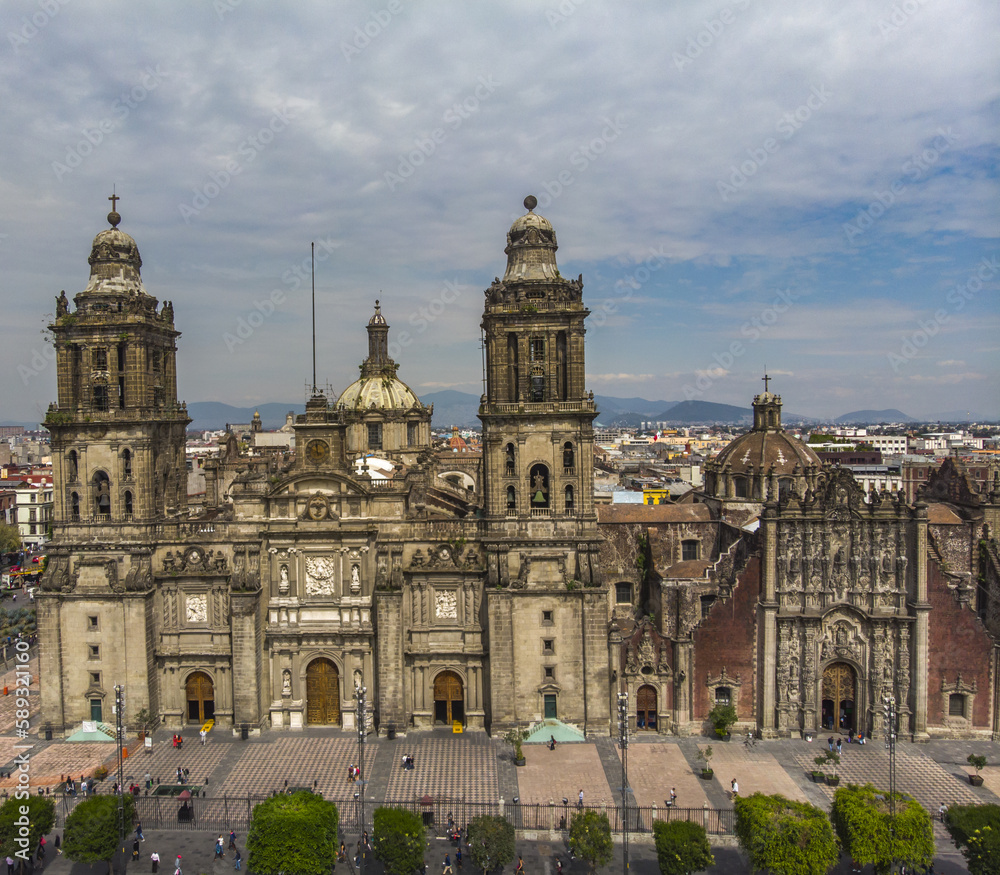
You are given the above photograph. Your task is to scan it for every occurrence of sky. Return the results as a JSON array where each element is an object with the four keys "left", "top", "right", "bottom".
[{"left": 1, "top": 0, "right": 998, "bottom": 425}]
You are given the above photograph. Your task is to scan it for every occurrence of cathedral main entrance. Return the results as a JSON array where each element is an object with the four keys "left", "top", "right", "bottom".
[
  {"left": 636, "top": 685, "right": 658, "bottom": 730},
  {"left": 306, "top": 659, "right": 341, "bottom": 726},
  {"left": 822, "top": 662, "right": 856, "bottom": 732},
  {"left": 186, "top": 672, "right": 214, "bottom": 724},
  {"left": 433, "top": 671, "right": 464, "bottom": 725}
]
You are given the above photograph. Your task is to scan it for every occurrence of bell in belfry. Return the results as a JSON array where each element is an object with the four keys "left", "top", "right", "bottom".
[{"left": 532, "top": 472, "right": 547, "bottom": 504}]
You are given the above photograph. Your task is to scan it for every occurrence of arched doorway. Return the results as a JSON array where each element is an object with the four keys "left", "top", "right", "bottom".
[
  {"left": 821, "top": 662, "right": 856, "bottom": 732},
  {"left": 185, "top": 672, "right": 214, "bottom": 724},
  {"left": 433, "top": 671, "right": 464, "bottom": 725},
  {"left": 636, "top": 685, "right": 658, "bottom": 730},
  {"left": 306, "top": 659, "right": 341, "bottom": 726}
]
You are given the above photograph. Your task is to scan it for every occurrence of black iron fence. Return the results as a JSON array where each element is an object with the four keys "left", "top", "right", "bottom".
[{"left": 99, "top": 795, "right": 735, "bottom": 836}]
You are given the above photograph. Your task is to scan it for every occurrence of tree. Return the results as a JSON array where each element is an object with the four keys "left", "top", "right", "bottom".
[
  {"left": 467, "top": 814, "right": 515, "bottom": 875},
  {"left": 132, "top": 707, "right": 157, "bottom": 737},
  {"left": 707, "top": 702, "right": 737, "bottom": 738},
  {"left": 246, "top": 791, "right": 338, "bottom": 875},
  {"left": 502, "top": 726, "right": 528, "bottom": 763},
  {"left": 0, "top": 796, "right": 55, "bottom": 862},
  {"left": 653, "top": 820, "right": 714, "bottom": 875},
  {"left": 63, "top": 794, "right": 135, "bottom": 874},
  {"left": 0, "top": 524, "right": 21, "bottom": 555},
  {"left": 831, "top": 783, "right": 935, "bottom": 875},
  {"left": 373, "top": 807, "right": 425, "bottom": 875},
  {"left": 945, "top": 803, "right": 1000, "bottom": 875},
  {"left": 733, "top": 793, "right": 838, "bottom": 875},
  {"left": 568, "top": 810, "right": 613, "bottom": 875}
]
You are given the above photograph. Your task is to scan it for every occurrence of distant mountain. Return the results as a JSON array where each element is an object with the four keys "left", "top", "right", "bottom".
[
  {"left": 653, "top": 400, "right": 754, "bottom": 424},
  {"left": 187, "top": 402, "right": 303, "bottom": 431},
  {"left": 421, "top": 390, "right": 482, "bottom": 428},
  {"left": 923, "top": 409, "right": 999, "bottom": 424},
  {"left": 835, "top": 409, "right": 915, "bottom": 424}
]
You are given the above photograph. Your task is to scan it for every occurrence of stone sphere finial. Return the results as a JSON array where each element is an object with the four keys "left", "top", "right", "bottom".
[
  {"left": 107, "top": 211, "right": 121, "bottom": 228},
  {"left": 523, "top": 195, "right": 538, "bottom": 212}
]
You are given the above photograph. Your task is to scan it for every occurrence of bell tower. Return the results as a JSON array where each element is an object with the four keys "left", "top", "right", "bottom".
[{"left": 480, "top": 196, "right": 608, "bottom": 733}]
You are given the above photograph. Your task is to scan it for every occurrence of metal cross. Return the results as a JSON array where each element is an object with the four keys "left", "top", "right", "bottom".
[
  {"left": 762, "top": 372, "right": 771, "bottom": 393},
  {"left": 109, "top": 192, "right": 120, "bottom": 211}
]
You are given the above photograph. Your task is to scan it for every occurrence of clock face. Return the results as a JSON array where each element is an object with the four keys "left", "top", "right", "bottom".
[{"left": 306, "top": 440, "right": 329, "bottom": 463}]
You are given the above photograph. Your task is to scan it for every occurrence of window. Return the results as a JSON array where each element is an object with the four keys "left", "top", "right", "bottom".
[
  {"left": 615, "top": 582, "right": 631, "bottom": 604},
  {"left": 542, "top": 639, "right": 554, "bottom": 653},
  {"left": 367, "top": 422, "right": 382, "bottom": 450},
  {"left": 506, "top": 485, "right": 517, "bottom": 512},
  {"left": 734, "top": 477, "right": 748, "bottom": 498},
  {"left": 28, "top": 510, "right": 36, "bottom": 523},
  {"left": 544, "top": 693, "right": 557, "bottom": 719},
  {"left": 682, "top": 540, "right": 699, "bottom": 562},
  {"left": 122, "top": 449, "right": 132, "bottom": 479},
  {"left": 123, "top": 490, "right": 133, "bottom": 516},
  {"left": 715, "top": 686, "right": 731, "bottom": 705},
  {"left": 544, "top": 667, "right": 555, "bottom": 680},
  {"left": 529, "top": 336, "right": 545, "bottom": 362},
  {"left": 90, "top": 699, "right": 103, "bottom": 722},
  {"left": 564, "top": 485, "right": 574, "bottom": 513},
  {"left": 700, "top": 595, "right": 716, "bottom": 619},
  {"left": 88, "top": 645, "right": 100, "bottom": 660},
  {"left": 70, "top": 492, "right": 80, "bottom": 521},
  {"left": 151, "top": 350, "right": 162, "bottom": 373},
  {"left": 93, "top": 385, "right": 109, "bottom": 411},
  {"left": 87, "top": 616, "right": 98, "bottom": 630},
  {"left": 407, "top": 422, "right": 419, "bottom": 446},
  {"left": 542, "top": 610, "right": 553, "bottom": 624},
  {"left": 949, "top": 694, "right": 966, "bottom": 717},
  {"left": 563, "top": 442, "right": 575, "bottom": 471},
  {"left": 505, "top": 443, "right": 516, "bottom": 476},
  {"left": 90, "top": 672, "right": 101, "bottom": 686},
  {"left": 529, "top": 464, "right": 550, "bottom": 509},
  {"left": 93, "top": 348, "right": 108, "bottom": 370}
]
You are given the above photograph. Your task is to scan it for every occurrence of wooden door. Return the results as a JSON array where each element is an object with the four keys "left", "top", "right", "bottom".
[
  {"left": 185, "top": 672, "right": 214, "bottom": 724},
  {"left": 822, "top": 662, "right": 856, "bottom": 731},
  {"left": 433, "top": 671, "right": 464, "bottom": 724},
  {"left": 306, "top": 659, "right": 341, "bottom": 725},
  {"left": 636, "top": 685, "right": 657, "bottom": 730}
]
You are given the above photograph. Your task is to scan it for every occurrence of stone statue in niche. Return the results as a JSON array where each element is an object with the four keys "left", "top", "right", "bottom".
[
  {"left": 351, "top": 564, "right": 361, "bottom": 593},
  {"left": 353, "top": 668, "right": 363, "bottom": 691},
  {"left": 186, "top": 594, "right": 208, "bottom": 624},
  {"left": 279, "top": 564, "right": 289, "bottom": 594},
  {"left": 282, "top": 669, "right": 292, "bottom": 697}
]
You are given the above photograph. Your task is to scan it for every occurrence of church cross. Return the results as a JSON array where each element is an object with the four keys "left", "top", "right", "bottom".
[
  {"left": 762, "top": 372, "right": 771, "bottom": 393},
  {"left": 108, "top": 192, "right": 120, "bottom": 211}
]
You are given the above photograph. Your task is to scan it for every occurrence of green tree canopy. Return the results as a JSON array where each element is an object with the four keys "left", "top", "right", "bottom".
[
  {"left": 569, "top": 810, "right": 613, "bottom": 875},
  {"left": 733, "top": 793, "right": 838, "bottom": 875},
  {"left": 831, "top": 783, "right": 935, "bottom": 875},
  {"left": 0, "top": 524, "right": 21, "bottom": 555},
  {"left": 0, "top": 796, "right": 55, "bottom": 862},
  {"left": 466, "top": 814, "right": 515, "bottom": 875},
  {"left": 653, "top": 820, "right": 714, "bottom": 875},
  {"left": 373, "top": 807, "right": 425, "bottom": 875},
  {"left": 63, "top": 794, "right": 135, "bottom": 874},
  {"left": 945, "top": 803, "right": 1000, "bottom": 875},
  {"left": 246, "top": 791, "right": 339, "bottom": 875}
]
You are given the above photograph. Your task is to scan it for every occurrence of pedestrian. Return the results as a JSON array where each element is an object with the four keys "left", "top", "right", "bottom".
[
  {"left": 669, "top": 787, "right": 677, "bottom": 807},
  {"left": 150, "top": 852, "right": 160, "bottom": 873},
  {"left": 5, "top": 855, "right": 12, "bottom": 875},
  {"left": 136, "top": 821, "right": 145, "bottom": 842},
  {"left": 578, "top": 788, "right": 584, "bottom": 808},
  {"left": 455, "top": 846, "right": 462, "bottom": 869},
  {"left": 515, "top": 856, "right": 524, "bottom": 875},
  {"left": 145, "top": 772, "right": 152, "bottom": 790},
  {"left": 132, "top": 840, "right": 140, "bottom": 861},
  {"left": 200, "top": 728, "right": 206, "bottom": 745},
  {"left": 54, "top": 836, "right": 61, "bottom": 856},
  {"left": 229, "top": 831, "right": 236, "bottom": 851},
  {"left": 339, "top": 842, "right": 347, "bottom": 863},
  {"left": 828, "top": 736, "right": 834, "bottom": 751},
  {"left": 443, "top": 854, "right": 453, "bottom": 875},
  {"left": 836, "top": 738, "right": 843, "bottom": 755},
  {"left": 731, "top": 778, "right": 739, "bottom": 798},
  {"left": 233, "top": 850, "right": 242, "bottom": 871},
  {"left": 215, "top": 836, "right": 225, "bottom": 859},
  {"left": 939, "top": 802, "right": 948, "bottom": 822}
]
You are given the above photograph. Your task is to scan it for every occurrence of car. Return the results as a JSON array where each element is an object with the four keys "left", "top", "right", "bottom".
[{"left": 9, "top": 566, "right": 20, "bottom": 574}]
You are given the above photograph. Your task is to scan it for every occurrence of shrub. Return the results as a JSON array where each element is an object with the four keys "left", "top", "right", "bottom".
[
  {"left": 734, "top": 793, "right": 838, "bottom": 875},
  {"left": 653, "top": 820, "right": 714, "bottom": 875},
  {"left": 569, "top": 810, "right": 613, "bottom": 875},
  {"left": 372, "top": 807, "right": 424, "bottom": 875},
  {"left": 945, "top": 804, "right": 1000, "bottom": 875},
  {"left": 707, "top": 703, "right": 737, "bottom": 737}
]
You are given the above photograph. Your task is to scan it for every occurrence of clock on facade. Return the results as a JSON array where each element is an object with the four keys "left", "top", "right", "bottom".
[{"left": 306, "top": 439, "right": 329, "bottom": 463}]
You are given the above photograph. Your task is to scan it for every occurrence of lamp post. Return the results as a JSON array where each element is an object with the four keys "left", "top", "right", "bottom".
[
  {"left": 355, "top": 685, "right": 368, "bottom": 875},
  {"left": 114, "top": 685, "right": 127, "bottom": 875},
  {"left": 617, "top": 691, "right": 630, "bottom": 875},
  {"left": 882, "top": 694, "right": 897, "bottom": 874}
]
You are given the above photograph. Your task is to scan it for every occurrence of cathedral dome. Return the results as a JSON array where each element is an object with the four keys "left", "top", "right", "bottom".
[
  {"left": 81, "top": 206, "right": 148, "bottom": 296},
  {"left": 503, "top": 195, "right": 560, "bottom": 282},
  {"left": 713, "top": 421, "right": 821, "bottom": 476},
  {"left": 337, "top": 374, "right": 420, "bottom": 411}
]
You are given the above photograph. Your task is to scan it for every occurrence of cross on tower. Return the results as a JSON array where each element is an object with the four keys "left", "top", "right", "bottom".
[
  {"left": 108, "top": 192, "right": 120, "bottom": 211},
  {"left": 762, "top": 372, "right": 771, "bottom": 393}
]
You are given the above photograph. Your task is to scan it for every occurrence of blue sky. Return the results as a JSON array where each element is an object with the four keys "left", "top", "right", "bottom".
[{"left": 1, "top": 0, "right": 997, "bottom": 423}]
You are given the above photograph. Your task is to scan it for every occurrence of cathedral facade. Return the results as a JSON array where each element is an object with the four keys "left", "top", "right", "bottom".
[{"left": 37, "top": 198, "right": 1000, "bottom": 742}]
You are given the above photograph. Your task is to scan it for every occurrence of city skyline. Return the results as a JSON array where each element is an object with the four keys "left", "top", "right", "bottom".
[{"left": 1, "top": 1, "right": 997, "bottom": 424}]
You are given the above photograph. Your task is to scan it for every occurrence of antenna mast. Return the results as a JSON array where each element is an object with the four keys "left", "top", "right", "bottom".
[{"left": 311, "top": 242, "right": 317, "bottom": 394}]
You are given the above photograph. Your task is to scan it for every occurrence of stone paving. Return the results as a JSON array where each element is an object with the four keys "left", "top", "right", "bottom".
[
  {"left": 699, "top": 740, "right": 809, "bottom": 804},
  {"left": 382, "top": 731, "right": 498, "bottom": 803},
  {"left": 515, "top": 741, "right": 612, "bottom": 806},
  {"left": 620, "top": 742, "right": 710, "bottom": 810}
]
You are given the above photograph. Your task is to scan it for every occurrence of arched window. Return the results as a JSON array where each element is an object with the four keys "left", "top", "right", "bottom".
[
  {"left": 564, "top": 484, "right": 575, "bottom": 512},
  {"left": 562, "top": 442, "right": 575, "bottom": 471},
  {"left": 505, "top": 443, "right": 516, "bottom": 476},
  {"left": 529, "top": 464, "right": 550, "bottom": 509},
  {"left": 506, "top": 485, "right": 517, "bottom": 513},
  {"left": 615, "top": 581, "right": 631, "bottom": 603},
  {"left": 715, "top": 686, "right": 731, "bottom": 705},
  {"left": 67, "top": 450, "right": 78, "bottom": 482},
  {"left": 92, "top": 471, "right": 111, "bottom": 517},
  {"left": 70, "top": 492, "right": 80, "bottom": 521},
  {"left": 123, "top": 490, "right": 133, "bottom": 517},
  {"left": 122, "top": 448, "right": 133, "bottom": 480}
]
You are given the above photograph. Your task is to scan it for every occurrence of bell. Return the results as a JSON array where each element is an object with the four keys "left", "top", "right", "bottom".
[{"left": 533, "top": 490, "right": 546, "bottom": 504}]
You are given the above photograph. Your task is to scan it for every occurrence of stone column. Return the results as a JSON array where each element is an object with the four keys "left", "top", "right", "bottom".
[
  {"left": 760, "top": 502, "right": 779, "bottom": 736},
  {"left": 230, "top": 590, "right": 262, "bottom": 729},
  {"left": 912, "top": 504, "right": 930, "bottom": 740}
]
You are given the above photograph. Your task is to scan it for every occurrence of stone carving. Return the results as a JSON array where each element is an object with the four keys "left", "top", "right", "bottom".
[
  {"left": 186, "top": 594, "right": 208, "bottom": 624},
  {"left": 351, "top": 564, "right": 361, "bottom": 593},
  {"left": 375, "top": 554, "right": 389, "bottom": 589},
  {"left": 435, "top": 590, "right": 458, "bottom": 620},
  {"left": 821, "top": 620, "right": 862, "bottom": 662},
  {"left": 282, "top": 669, "right": 292, "bottom": 697},
  {"left": 410, "top": 548, "right": 425, "bottom": 567},
  {"left": 278, "top": 564, "right": 289, "bottom": 594},
  {"left": 305, "top": 557, "right": 337, "bottom": 596}
]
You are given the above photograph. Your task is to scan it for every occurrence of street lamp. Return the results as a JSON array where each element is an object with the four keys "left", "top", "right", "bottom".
[
  {"left": 114, "top": 685, "right": 127, "bottom": 875},
  {"left": 355, "top": 685, "right": 368, "bottom": 875},
  {"left": 617, "top": 691, "right": 629, "bottom": 875},
  {"left": 883, "top": 694, "right": 897, "bottom": 874}
]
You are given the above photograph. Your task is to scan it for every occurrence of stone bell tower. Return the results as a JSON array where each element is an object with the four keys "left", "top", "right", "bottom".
[
  {"left": 38, "top": 196, "right": 189, "bottom": 735},
  {"left": 480, "top": 196, "right": 608, "bottom": 734}
]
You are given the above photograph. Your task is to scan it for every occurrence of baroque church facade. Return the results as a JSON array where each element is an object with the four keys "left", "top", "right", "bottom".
[{"left": 38, "top": 196, "right": 1000, "bottom": 742}]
